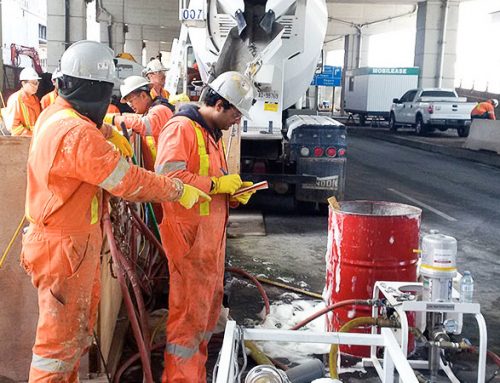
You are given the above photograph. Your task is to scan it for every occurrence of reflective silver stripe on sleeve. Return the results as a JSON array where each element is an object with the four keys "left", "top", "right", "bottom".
[
  {"left": 165, "top": 342, "right": 199, "bottom": 359},
  {"left": 31, "top": 353, "right": 75, "bottom": 372},
  {"left": 141, "top": 116, "right": 152, "bottom": 136},
  {"left": 203, "top": 331, "right": 213, "bottom": 342},
  {"left": 155, "top": 161, "right": 187, "bottom": 174},
  {"left": 99, "top": 157, "right": 130, "bottom": 191}
]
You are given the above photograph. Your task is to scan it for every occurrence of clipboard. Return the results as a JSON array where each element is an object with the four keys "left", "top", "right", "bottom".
[{"left": 232, "top": 181, "right": 269, "bottom": 197}]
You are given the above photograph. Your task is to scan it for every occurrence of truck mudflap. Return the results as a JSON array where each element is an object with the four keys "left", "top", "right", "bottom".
[{"left": 295, "top": 157, "right": 346, "bottom": 203}]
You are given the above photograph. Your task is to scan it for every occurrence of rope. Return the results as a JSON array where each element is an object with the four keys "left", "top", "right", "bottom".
[{"left": 0, "top": 216, "right": 26, "bottom": 268}]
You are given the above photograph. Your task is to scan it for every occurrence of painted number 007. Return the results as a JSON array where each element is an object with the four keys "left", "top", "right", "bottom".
[{"left": 182, "top": 9, "right": 203, "bottom": 20}]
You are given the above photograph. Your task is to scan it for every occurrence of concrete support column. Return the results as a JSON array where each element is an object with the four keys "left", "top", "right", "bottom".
[
  {"left": 0, "top": 2, "right": 3, "bottom": 93},
  {"left": 144, "top": 41, "right": 161, "bottom": 63},
  {"left": 340, "top": 33, "right": 361, "bottom": 114},
  {"left": 96, "top": 0, "right": 125, "bottom": 54},
  {"left": 47, "top": 0, "right": 87, "bottom": 72},
  {"left": 124, "top": 24, "right": 143, "bottom": 65},
  {"left": 359, "top": 34, "right": 370, "bottom": 68},
  {"left": 99, "top": 22, "right": 125, "bottom": 54},
  {"left": 414, "top": 0, "right": 459, "bottom": 88}
]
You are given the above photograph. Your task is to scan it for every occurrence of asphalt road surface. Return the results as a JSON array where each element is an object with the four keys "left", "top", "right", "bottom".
[{"left": 227, "top": 133, "right": 500, "bottom": 357}]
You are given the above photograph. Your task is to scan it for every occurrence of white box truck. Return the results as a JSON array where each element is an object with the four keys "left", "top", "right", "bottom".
[{"left": 344, "top": 67, "right": 419, "bottom": 125}]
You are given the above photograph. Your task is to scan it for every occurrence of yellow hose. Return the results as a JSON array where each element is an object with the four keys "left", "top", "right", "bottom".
[
  {"left": 0, "top": 216, "right": 26, "bottom": 268},
  {"left": 244, "top": 340, "right": 274, "bottom": 366},
  {"left": 329, "top": 316, "right": 399, "bottom": 379},
  {"left": 329, "top": 317, "right": 377, "bottom": 379}
]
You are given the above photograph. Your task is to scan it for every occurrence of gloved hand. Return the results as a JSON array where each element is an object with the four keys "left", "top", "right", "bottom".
[
  {"left": 230, "top": 181, "right": 256, "bottom": 205},
  {"left": 103, "top": 113, "right": 117, "bottom": 125},
  {"left": 210, "top": 174, "right": 242, "bottom": 195},
  {"left": 99, "top": 123, "right": 113, "bottom": 139},
  {"left": 108, "top": 128, "right": 134, "bottom": 157},
  {"left": 179, "top": 184, "right": 211, "bottom": 209}
]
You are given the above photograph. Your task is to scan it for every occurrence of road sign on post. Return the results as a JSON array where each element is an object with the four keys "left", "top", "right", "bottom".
[{"left": 312, "top": 66, "right": 342, "bottom": 87}]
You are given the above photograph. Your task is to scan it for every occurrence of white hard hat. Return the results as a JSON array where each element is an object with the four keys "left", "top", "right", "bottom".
[
  {"left": 51, "top": 69, "right": 62, "bottom": 81},
  {"left": 120, "top": 75, "right": 151, "bottom": 102},
  {"left": 20, "top": 67, "right": 41, "bottom": 81},
  {"left": 491, "top": 99, "right": 498, "bottom": 108},
  {"left": 144, "top": 59, "right": 168, "bottom": 75},
  {"left": 60, "top": 40, "right": 116, "bottom": 84},
  {"left": 208, "top": 71, "right": 256, "bottom": 118}
]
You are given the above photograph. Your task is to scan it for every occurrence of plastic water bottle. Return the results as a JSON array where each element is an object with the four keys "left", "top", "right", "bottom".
[{"left": 460, "top": 271, "right": 474, "bottom": 303}]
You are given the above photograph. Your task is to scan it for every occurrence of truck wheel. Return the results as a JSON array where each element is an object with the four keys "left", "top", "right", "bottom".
[
  {"left": 388, "top": 113, "right": 398, "bottom": 131},
  {"left": 457, "top": 126, "right": 470, "bottom": 137},
  {"left": 415, "top": 116, "right": 427, "bottom": 136},
  {"left": 359, "top": 114, "right": 366, "bottom": 126}
]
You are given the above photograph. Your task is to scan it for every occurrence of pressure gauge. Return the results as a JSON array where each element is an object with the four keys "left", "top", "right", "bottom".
[{"left": 444, "top": 319, "right": 459, "bottom": 334}]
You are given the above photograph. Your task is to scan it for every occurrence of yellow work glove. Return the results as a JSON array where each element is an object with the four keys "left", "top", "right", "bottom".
[
  {"left": 103, "top": 113, "right": 117, "bottom": 125},
  {"left": 230, "top": 181, "right": 256, "bottom": 205},
  {"left": 108, "top": 128, "right": 134, "bottom": 157},
  {"left": 210, "top": 174, "right": 242, "bottom": 195},
  {"left": 178, "top": 184, "right": 211, "bottom": 209}
]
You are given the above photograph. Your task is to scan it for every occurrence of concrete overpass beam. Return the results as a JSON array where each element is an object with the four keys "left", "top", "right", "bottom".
[
  {"left": 47, "top": 0, "right": 87, "bottom": 72},
  {"left": 414, "top": 0, "right": 459, "bottom": 88}
]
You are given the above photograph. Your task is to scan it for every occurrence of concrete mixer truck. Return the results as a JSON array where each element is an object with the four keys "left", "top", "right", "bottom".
[{"left": 176, "top": 0, "right": 346, "bottom": 206}]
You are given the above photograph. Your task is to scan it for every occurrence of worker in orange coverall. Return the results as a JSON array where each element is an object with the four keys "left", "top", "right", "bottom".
[
  {"left": 144, "top": 58, "right": 170, "bottom": 100},
  {"left": 21, "top": 40, "right": 209, "bottom": 383},
  {"left": 103, "top": 75, "right": 174, "bottom": 145},
  {"left": 471, "top": 98, "right": 498, "bottom": 120},
  {"left": 4, "top": 67, "right": 41, "bottom": 136},
  {"left": 155, "top": 71, "right": 257, "bottom": 382},
  {"left": 40, "top": 70, "right": 62, "bottom": 110}
]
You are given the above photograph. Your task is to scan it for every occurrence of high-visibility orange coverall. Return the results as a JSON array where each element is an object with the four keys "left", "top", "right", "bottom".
[
  {"left": 112, "top": 102, "right": 173, "bottom": 144},
  {"left": 151, "top": 87, "right": 170, "bottom": 101},
  {"left": 155, "top": 114, "right": 228, "bottom": 383},
  {"left": 40, "top": 90, "right": 58, "bottom": 110},
  {"left": 4, "top": 89, "right": 41, "bottom": 136},
  {"left": 22, "top": 97, "right": 184, "bottom": 382},
  {"left": 106, "top": 103, "right": 120, "bottom": 114},
  {"left": 471, "top": 101, "right": 496, "bottom": 120}
]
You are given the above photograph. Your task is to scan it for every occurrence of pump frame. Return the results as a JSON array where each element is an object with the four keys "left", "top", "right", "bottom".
[
  {"left": 216, "top": 321, "right": 421, "bottom": 383},
  {"left": 368, "top": 281, "right": 488, "bottom": 383}
]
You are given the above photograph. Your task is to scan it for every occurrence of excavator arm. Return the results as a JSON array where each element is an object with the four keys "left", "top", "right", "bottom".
[{"left": 10, "top": 43, "right": 43, "bottom": 74}]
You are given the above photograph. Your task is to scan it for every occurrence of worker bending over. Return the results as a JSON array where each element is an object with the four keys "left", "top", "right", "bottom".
[
  {"left": 155, "top": 71, "right": 257, "bottom": 382},
  {"left": 144, "top": 58, "right": 170, "bottom": 100},
  {"left": 471, "top": 98, "right": 498, "bottom": 120},
  {"left": 21, "top": 40, "right": 209, "bottom": 383},
  {"left": 4, "top": 67, "right": 41, "bottom": 136},
  {"left": 104, "top": 75, "right": 174, "bottom": 144}
]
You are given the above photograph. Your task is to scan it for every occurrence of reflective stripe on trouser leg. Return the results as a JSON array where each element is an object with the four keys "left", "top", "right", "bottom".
[
  {"left": 28, "top": 231, "right": 101, "bottom": 383},
  {"left": 161, "top": 221, "right": 226, "bottom": 383}
]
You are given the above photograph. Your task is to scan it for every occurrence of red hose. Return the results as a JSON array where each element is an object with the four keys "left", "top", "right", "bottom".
[
  {"left": 103, "top": 212, "right": 153, "bottom": 383},
  {"left": 290, "top": 299, "right": 374, "bottom": 330},
  {"left": 226, "top": 267, "right": 271, "bottom": 317},
  {"left": 114, "top": 342, "right": 165, "bottom": 383}
]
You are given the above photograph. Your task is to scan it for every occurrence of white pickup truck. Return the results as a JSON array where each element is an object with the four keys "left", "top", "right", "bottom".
[{"left": 388, "top": 88, "right": 476, "bottom": 137}]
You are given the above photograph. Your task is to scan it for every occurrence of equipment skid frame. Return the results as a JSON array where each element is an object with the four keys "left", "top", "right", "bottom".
[
  {"left": 216, "top": 321, "right": 422, "bottom": 383},
  {"left": 369, "top": 281, "right": 488, "bottom": 383}
]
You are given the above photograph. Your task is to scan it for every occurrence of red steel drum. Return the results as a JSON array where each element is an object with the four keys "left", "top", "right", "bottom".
[{"left": 325, "top": 201, "right": 421, "bottom": 357}]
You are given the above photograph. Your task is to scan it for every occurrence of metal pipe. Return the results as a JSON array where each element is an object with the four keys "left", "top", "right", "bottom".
[
  {"left": 437, "top": 0, "right": 449, "bottom": 88},
  {"left": 64, "top": 0, "right": 70, "bottom": 48}
]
